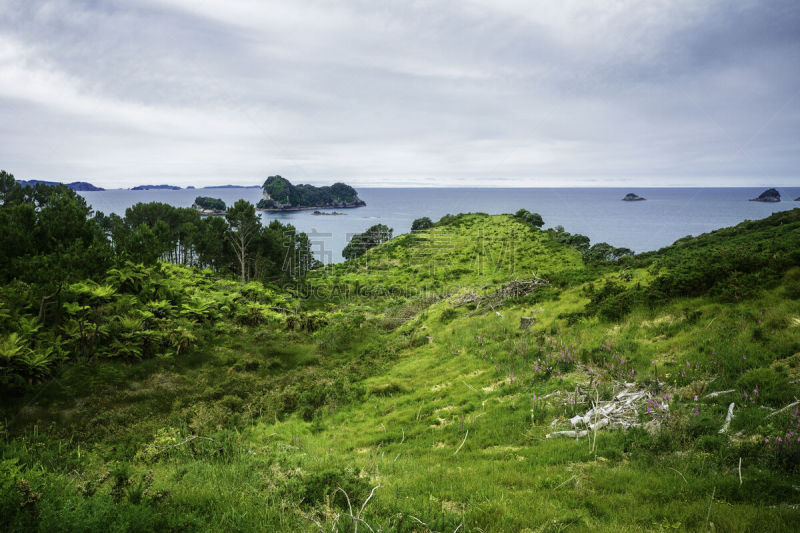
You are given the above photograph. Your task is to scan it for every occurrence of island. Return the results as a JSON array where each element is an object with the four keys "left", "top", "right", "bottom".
[
  {"left": 622, "top": 193, "right": 646, "bottom": 201},
  {"left": 17, "top": 179, "right": 104, "bottom": 191},
  {"left": 132, "top": 184, "right": 182, "bottom": 190},
  {"left": 749, "top": 188, "right": 780, "bottom": 202},
  {"left": 192, "top": 196, "right": 226, "bottom": 215},
  {"left": 205, "top": 185, "right": 261, "bottom": 189},
  {"left": 256, "top": 175, "right": 366, "bottom": 211}
]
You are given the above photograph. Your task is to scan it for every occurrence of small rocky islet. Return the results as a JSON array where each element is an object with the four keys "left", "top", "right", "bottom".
[
  {"left": 622, "top": 192, "right": 646, "bottom": 201},
  {"left": 749, "top": 188, "right": 781, "bottom": 202}
]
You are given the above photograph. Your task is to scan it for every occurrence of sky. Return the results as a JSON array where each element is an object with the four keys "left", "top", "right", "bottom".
[{"left": 0, "top": 0, "right": 799, "bottom": 188}]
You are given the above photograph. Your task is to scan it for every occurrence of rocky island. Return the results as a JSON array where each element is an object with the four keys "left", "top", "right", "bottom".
[
  {"left": 18, "top": 179, "right": 104, "bottom": 191},
  {"left": 749, "top": 188, "right": 781, "bottom": 202},
  {"left": 622, "top": 193, "right": 646, "bottom": 201},
  {"left": 132, "top": 184, "right": 182, "bottom": 190},
  {"left": 192, "top": 196, "right": 226, "bottom": 215},
  {"left": 256, "top": 175, "right": 366, "bottom": 211}
]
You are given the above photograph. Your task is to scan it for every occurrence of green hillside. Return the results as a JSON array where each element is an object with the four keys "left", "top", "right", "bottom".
[{"left": 2, "top": 204, "right": 800, "bottom": 531}]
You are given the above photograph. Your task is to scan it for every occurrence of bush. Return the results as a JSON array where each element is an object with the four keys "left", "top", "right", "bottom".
[
  {"left": 784, "top": 267, "right": 800, "bottom": 299},
  {"left": 411, "top": 217, "right": 433, "bottom": 231}
]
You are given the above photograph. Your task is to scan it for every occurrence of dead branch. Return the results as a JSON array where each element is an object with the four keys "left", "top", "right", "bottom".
[
  {"left": 705, "top": 389, "right": 735, "bottom": 398},
  {"left": 767, "top": 398, "right": 800, "bottom": 418},
  {"left": 718, "top": 402, "right": 735, "bottom": 434}
]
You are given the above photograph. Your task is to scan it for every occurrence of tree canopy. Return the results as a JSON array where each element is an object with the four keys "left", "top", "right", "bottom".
[{"left": 342, "top": 224, "right": 393, "bottom": 260}]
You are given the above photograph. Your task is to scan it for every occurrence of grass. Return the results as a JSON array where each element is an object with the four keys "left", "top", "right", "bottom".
[{"left": 2, "top": 210, "right": 800, "bottom": 531}]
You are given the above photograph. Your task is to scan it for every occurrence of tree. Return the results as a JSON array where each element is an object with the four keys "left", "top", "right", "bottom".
[
  {"left": 342, "top": 224, "right": 393, "bottom": 260},
  {"left": 513, "top": 209, "right": 544, "bottom": 229},
  {"left": 225, "top": 200, "right": 261, "bottom": 282},
  {"left": 411, "top": 217, "right": 433, "bottom": 231}
]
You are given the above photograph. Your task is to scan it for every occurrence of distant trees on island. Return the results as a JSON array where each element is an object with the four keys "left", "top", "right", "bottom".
[
  {"left": 257, "top": 175, "right": 365, "bottom": 210},
  {"left": 193, "top": 196, "right": 226, "bottom": 212}
]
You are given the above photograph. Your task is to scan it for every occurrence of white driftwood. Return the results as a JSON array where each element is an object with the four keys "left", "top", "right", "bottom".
[
  {"left": 705, "top": 389, "right": 735, "bottom": 399},
  {"left": 766, "top": 399, "right": 800, "bottom": 418},
  {"left": 719, "top": 402, "right": 735, "bottom": 434},
  {"left": 546, "top": 430, "right": 589, "bottom": 438},
  {"left": 549, "top": 383, "right": 669, "bottom": 438}
]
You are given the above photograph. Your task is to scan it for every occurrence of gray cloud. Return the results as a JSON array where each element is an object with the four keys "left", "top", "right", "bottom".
[{"left": 0, "top": 0, "right": 798, "bottom": 187}]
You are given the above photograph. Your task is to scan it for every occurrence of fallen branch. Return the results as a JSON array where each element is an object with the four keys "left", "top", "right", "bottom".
[
  {"left": 718, "top": 402, "right": 735, "bottom": 434},
  {"left": 335, "top": 484, "right": 381, "bottom": 533},
  {"left": 738, "top": 457, "right": 742, "bottom": 486},
  {"left": 546, "top": 430, "right": 589, "bottom": 439},
  {"left": 705, "top": 389, "right": 735, "bottom": 399},
  {"left": 767, "top": 399, "right": 800, "bottom": 418}
]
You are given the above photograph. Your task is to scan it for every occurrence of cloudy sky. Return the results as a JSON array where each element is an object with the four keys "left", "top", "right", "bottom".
[{"left": 0, "top": 0, "right": 798, "bottom": 188}]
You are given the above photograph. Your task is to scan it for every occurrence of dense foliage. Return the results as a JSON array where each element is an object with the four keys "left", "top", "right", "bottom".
[
  {"left": 341, "top": 224, "right": 393, "bottom": 260},
  {"left": 257, "top": 175, "right": 362, "bottom": 208},
  {"left": 410, "top": 216, "right": 433, "bottom": 231}
]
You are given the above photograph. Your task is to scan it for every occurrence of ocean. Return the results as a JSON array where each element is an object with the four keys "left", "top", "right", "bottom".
[{"left": 78, "top": 187, "right": 800, "bottom": 265}]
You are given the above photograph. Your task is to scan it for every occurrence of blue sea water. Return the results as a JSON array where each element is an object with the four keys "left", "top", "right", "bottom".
[{"left": 78, "top": 187, "right": 800, "bottom": 264}]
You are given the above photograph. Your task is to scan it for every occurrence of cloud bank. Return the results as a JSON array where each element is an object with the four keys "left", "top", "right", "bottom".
[{"left": 1, "top": 0, "right": 798, "bottom": 187}]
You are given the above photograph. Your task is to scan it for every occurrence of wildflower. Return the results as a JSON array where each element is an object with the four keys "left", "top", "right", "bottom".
[
  {"left": 765, "top": 438, "right": 769, "bottom": 443},
  {"left": 686, "top": 361, "right": 690, "bottom": 367},
  {"left": 694, "top": 395, "right": 698, "bottom": 402},
  {"left": 753, "top": 386, "right": 758, "bottom": 395},
  {"left": 665, "top": 394, "right": 670, "bottom": 401},
  {"left": 694, "top": 408, "right": 699, "bottom": 417}
]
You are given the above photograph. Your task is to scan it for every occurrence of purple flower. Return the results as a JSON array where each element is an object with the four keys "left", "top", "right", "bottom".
[{"left": 693, "top": 395, "right": 698, "bottom": 402}]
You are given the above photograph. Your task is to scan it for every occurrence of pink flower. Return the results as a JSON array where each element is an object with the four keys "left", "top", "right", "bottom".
[{"left": 693, "top": 395, "right": 698, "bottom": 402}]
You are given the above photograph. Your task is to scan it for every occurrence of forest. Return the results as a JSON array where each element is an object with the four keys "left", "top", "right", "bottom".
[{"left": 1, "top": 170, "right": 800, "bottom": 531}]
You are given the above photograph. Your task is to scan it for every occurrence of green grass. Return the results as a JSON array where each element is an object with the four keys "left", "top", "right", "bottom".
[{"left": 2, "top": 210, "right": 800, "bottom": 531}]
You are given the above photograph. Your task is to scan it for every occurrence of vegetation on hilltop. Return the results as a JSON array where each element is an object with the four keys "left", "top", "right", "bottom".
[
  {"left": 341, "top": 224, "right": 393, "bottom": 261},
  {"left": 2, "top": 172, "right": 800, "bottom": 531}
]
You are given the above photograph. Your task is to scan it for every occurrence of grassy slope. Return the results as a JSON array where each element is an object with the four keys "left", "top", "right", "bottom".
[{"left": 2, "top": 212, "right": 800, "bottom": 531}]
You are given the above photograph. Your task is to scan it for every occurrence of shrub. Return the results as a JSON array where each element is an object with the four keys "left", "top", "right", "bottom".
[{"left": 411, "top": 217, "right": 433, "bottom": 231}]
